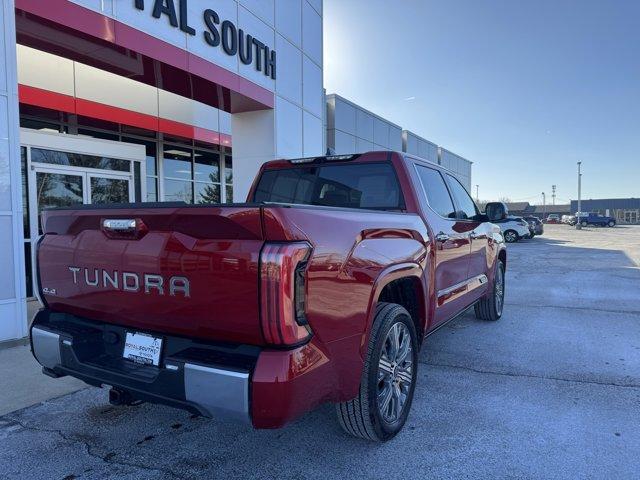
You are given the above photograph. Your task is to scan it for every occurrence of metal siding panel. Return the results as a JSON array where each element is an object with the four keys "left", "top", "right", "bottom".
[
  {"left": 388, "top": 125, "right": 402, "bottom": 151},
  {"left": 17, "top": 45, "right": 75, "bottom": 96},
  {"left": 333, "top": 97, "right": 356, "bottom": 135},
  {"left": 158, "top": 89, "right": 220, "bottom": 132},
  {"left": 373, "top": 119, "right": 389, "bottom": 148},
  {"left": 356, "top": 109, "right": 374, "bottom": 142},
  {"left": 75, "top": 62, "right": 158, "bottom": 117}
]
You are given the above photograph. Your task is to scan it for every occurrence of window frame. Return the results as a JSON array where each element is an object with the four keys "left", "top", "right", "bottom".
[{"left": 412, "top": 162, "right": 457, "bottom": 221}]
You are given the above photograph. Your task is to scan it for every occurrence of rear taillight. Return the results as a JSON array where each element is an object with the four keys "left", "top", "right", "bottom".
[{"left": 260, "top": 242, "right": 312, "bottom": 346}]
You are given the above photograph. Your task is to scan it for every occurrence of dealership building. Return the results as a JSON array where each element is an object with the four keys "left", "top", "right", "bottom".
[
  {"left": 0, "top": 0, "right": 472, "bottom": 344},
  {"left": 570, "top": 198, "right": 640, "bottom": 225}
]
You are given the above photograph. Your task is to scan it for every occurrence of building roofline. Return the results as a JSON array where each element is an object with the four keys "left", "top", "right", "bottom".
[
  {"left": 439, "top": 146, "right": 472, "bottom": 164},
  {"left": 326, "top": 93, "right": 403, "bottom": 130},
  {"left": 402, "top": 129, "right": 438, "bottom": 148}
]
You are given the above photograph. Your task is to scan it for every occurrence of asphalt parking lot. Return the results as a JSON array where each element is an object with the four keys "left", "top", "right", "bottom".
[{"left": 2, "top": 225, "right": 639, "bottom": 479}]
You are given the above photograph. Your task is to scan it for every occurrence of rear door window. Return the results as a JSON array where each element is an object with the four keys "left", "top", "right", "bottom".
[
  {"left": 253, "top": 162, "right": 404, "bottom": 210},
  {"left": 415, "top": 165, "right": 456, "bottom": 218}
]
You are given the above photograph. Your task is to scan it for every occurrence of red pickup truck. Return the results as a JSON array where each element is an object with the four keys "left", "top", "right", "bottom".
[{"left": 31, "top": 151, "right": 506, "bottom": 441}]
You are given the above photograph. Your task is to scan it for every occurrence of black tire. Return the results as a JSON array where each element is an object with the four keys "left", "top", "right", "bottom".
[
  {"left": 608, "top": 221, "right": 615, "bottom": 227},
  {"left": 503, "top": 230, "right": 518, "bottom": 243},
  {"left": 581, "top": 221, "right": 588, "bottom": 227},
  {"left": 474, "top": 260, "right": 505, "bottom": 321},
  {"left": 336, "top": 302, "right": 418, "bottom": 441}
]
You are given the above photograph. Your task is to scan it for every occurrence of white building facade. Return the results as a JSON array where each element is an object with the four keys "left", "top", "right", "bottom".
[{"left": 326, "top": 94, "right": 473, "bottom": 191}]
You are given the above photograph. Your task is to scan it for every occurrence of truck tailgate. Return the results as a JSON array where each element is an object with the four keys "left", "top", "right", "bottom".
[{"left": 38, "top": 205, "right": 265, "bottom": 345}]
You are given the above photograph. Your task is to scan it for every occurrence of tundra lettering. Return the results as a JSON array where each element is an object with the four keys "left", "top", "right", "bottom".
[
  {"left": 67, "top": 266, "right": 190, "bottom": 297},
  {"left": 32, "top": 151, "right": 505, "bottom": 441}
]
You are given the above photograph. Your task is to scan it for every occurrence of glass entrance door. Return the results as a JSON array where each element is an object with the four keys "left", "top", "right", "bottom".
[
  {"left": 30, "top": 168, "right": 133, "bottom": 236},
  {"left": 89, "top": 174, "right": 132, "bottom": 205},
  {"left": 28, "top": 166, "right": 133, "bottom": 296},
  {"left": 33, "top": 169, "right": 85, "bottom": 235}
]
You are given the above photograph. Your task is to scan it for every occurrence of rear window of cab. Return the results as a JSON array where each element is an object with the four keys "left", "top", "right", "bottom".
[{"left": 253, "top": 162, "right": 405, "bottom": 210}]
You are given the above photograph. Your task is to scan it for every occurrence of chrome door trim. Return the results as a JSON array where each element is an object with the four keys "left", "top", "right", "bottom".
[{"left": 437, "top": 273, "right": 488, "bottom": 304}]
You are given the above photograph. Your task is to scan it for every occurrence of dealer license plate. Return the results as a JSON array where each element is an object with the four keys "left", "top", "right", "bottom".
[{"left": 123, "top": 332, "right": 163, "bottom": 366}]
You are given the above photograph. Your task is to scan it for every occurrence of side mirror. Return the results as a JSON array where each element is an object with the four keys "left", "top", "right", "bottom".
[{"left": 485, "top": 202, "right": 508, "bottom": 222}]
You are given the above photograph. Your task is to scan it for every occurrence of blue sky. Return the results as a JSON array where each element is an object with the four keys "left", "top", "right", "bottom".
[{"left": 323, "top": 0, "right": 639, "bottom": 203}]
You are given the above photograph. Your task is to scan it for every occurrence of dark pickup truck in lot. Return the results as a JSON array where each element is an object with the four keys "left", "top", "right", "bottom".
[{"left": 31, "top": 151, "right": 507, "bottom": 441}]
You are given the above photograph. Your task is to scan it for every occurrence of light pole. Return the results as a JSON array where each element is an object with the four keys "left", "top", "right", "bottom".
[
  {"left": 542, "top": 192, "right": 546, "bottom": 220},
  {"left": 475, "top": 184, "right": 479, "bottom": 203},
  {"left": 576, "top": 161, "right": 582, "bottom": 230}
]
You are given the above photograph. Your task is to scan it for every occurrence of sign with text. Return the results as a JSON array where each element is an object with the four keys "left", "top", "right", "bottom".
[{"left": 134, "top": 0, "right": 277, "bottom": 79}]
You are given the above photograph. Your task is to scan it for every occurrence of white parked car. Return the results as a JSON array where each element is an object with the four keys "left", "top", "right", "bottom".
[
  {"left": 484, "top": 202, "right": 532, "bottom": 243},
  {"left": 496, "top": 217, "right": 531, "bottom": 243}
]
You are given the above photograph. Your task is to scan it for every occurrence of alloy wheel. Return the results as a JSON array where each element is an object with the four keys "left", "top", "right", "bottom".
[{"left": 377, "top": 322, "right": 414, "bottom": 424}]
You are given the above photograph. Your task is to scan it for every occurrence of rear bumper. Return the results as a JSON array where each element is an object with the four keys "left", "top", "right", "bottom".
[{"left": 31, "top": 310, "right": 334, "bottom": 428}]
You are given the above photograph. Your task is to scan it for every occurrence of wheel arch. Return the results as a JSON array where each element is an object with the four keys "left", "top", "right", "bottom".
[{"left": 361, "top": 263, "right": 427, "bottom": 357}]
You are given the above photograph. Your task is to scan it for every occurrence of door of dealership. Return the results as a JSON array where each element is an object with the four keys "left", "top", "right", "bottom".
[{"left": 20, "top": 130, "right": 146, "bottom": 298}]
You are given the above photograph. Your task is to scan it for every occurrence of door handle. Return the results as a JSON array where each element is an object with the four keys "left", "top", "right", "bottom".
[{"left": 435, "top": 232, "right": 450, "bottom": 242}]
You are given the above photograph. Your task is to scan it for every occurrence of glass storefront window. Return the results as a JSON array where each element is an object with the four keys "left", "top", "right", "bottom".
[
  {"left": 20, "top": 118, "right": 62, "bottom": 133},
  {"left": 224, "top": 157, "right": 233, "bottom": 184},
  {"left": 225, "top": 157, "right": 233, "bottom": 203},
  {"left": 195, "top": 183, "right": 220, "bottom": 204},
  {"left": 147, "top": 177, "right": 158, "bottom": 202},
  {"left": 146, "top": 153, "right": 157, "bottom": 176},
  {"left": 194, "top": 150, "right": 220, "bottom": 183},
  {"left": 163, "top": 146, "right": 193, "bottom": 180},
  {"left": 225, "top": 184, "right": 234, "bottom": 204},
  {"left": 123, "top": 137, "right": 158, "bottom": 176},
  {"left": 31, "top": 148, "right": 131, "bottom": 172},
  {"left": 164, "top": 179, "right": 193, "bottom": 203},
  {"left": 78, "top": 128, "right": 120, "bottom": 142},
  {"left": 77, "top": 115, "right": 119, "bottom": 132},
  {"left": 21, "top": 112, "right": 230, "bottom": 208},
  {"left": 121, "top": 124, "right": 157, "bottom": 138}
]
